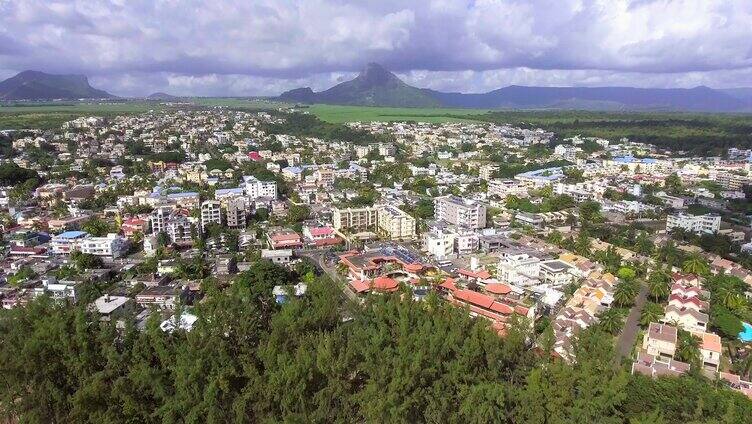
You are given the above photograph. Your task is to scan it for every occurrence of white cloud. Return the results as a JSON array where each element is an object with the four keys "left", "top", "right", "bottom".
[{"left": 0, "top": 0, "right": 750, "bottom": 95}]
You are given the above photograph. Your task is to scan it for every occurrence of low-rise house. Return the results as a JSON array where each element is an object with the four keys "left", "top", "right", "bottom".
[
  {"left": 267, "top": 229, "right": 303, "bottom": 250},
  {"left": 662, "top": 305, "right": 709, "bottom": 332},
  {"left": 631, "top": 352, "right": 690, "bottom": 378},
  {"left": 642, "top": 322, "right": 678, "bottom": 358},
  {"left": 261, "top": 249, "right": 294, "bottom": 264},
  {"left": 135, "top": 285, "right": 185, "bottom": 309},
  {"left": 691, "top": 330, "right": 722, "bottom": 372},
  {"left": 90, "top": 294, "right": 133, "bottom": 321}
]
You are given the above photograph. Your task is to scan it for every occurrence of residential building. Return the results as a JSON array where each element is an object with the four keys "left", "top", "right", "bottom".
[
  {"left": 225, "top": 197, "right": 247, "bottom": 229},
  {"left": 332, "top": 206, "right": 378, "bottom": 232},
  {"left": 666, "top": 213, "right": 721, "bottom": 234},
  {"left": 200, "top": 200, "right": 222, "bottom": 230},
  {"left": 631, "top": 352, "right": 690, "bottom": 378},
  {"left": 662, "top": 305, "right": 709, "bottom": 332},
  {"left": 261, "top": 249, "right": 293, "bottom": 264},
  {"left": 243, "top": 175, "right": 277, "bottom": 200},
  {"left": 50, "top": 230, "right": 90, "bottom": 255},
  {"left": 691, "top": 330, "right": 722, "bottom": 371},
  {"left": 434, "top": 195, "right": 487, "bottom": 229},
  {"left": 165, "top": 211, "right": 193, "bottom": 244},
  {"left": 149, "top": 205, "right": 175, "bottom": 234},
  {"left": 423, "top": 229, "right": 455, "bottom": 259},
  {"left": 539, "top": 260, "right": 574, "bottom": 287},
  {"left": 497, "top": 251, "right": 542, "bottom": 286},
  {"left": 135, "top": 285, "right": 185, "bottom": 310},
  {"left": 377, "top": 205, "right": 416, "bottom": 240},
  {"left": 642, "top": 322, "right": 678, "bottom": 358},
  {"left": 80, "top": 233, "right": 129, "bottom": 258}
]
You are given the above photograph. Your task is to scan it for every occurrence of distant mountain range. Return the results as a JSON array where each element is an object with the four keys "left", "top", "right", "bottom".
[
  {"left": 0, "top": 70, "right": 113, "bottom": 100},
  {"left": 279, "top": 63, "right": 752, "bottom": 112},
  {"left": 2, "top": 66, "right": 751, "bottom": 112}
]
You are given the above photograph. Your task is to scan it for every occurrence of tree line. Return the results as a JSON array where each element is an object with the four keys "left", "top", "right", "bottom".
[{"left": 1, "top": 261, "right": 751, "bottom": 423}]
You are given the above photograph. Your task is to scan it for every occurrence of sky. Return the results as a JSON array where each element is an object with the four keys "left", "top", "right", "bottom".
[{"left": 1, "top": 0, "right": 751, "bottom": 97}]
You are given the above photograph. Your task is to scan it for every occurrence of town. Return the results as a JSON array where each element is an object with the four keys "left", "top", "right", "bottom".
[{"left": 2, "top": 106, "right": 752, "bottom": 419}]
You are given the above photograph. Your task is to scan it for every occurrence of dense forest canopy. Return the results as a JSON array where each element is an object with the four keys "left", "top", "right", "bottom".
[{"left": 0, "top": 261, "right": 750, "bottom": 423}]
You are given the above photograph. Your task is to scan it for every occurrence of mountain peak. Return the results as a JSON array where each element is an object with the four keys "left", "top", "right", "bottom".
[{"left": 356, "top": 62, "right": 400, "bottom": 86}]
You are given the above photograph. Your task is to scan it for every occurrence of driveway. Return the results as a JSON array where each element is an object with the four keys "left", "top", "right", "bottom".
[{"left": 615, "top": 282, "right": 649, "bottom": 363}]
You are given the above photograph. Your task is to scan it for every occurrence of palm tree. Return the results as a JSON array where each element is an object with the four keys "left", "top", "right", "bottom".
[
  {"left": 640, "top": 302, "right": 664, "bottom": 327},
  {"left": 634, "top": 231, "right": 654, "bottom": 256},
  {"left": 682, "top": 253, "right": 709, "bottom": 276},
  {"left": 598, "top": 309, "right": 625, "bottom": 335},
  {"left": 654, "top": 241, "right": 681, "bottom": 268},
  {"left": 648, "top": 271, "right": 670, "bottom": 302},
  {"left": 574, "top": 232, "right": 591, "bottom": 256},
  {"left": 676, "top": 330, "right": 701, "bottom": 364},
  {"left": 614, "top": 281, "right": 639, "bottom": 307}
]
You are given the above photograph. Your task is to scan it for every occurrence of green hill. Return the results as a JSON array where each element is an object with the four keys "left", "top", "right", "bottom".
[{"left": 0, "top": 70, "right": 114, "bottom": 100}]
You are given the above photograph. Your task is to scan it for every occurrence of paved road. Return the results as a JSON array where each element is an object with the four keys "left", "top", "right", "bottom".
[
  {"left": 615, "top": 282, "right": 649, "bottom": 363},
  {"left": 298, "top": 250, "right": 358, "bottom": 303}
]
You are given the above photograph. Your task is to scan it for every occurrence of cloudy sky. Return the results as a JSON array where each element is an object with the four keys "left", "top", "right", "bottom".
[{"left": 1, "top": 0, "right": 751, "bottom": 97}]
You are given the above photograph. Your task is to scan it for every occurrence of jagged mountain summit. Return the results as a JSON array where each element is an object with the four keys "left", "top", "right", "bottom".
[{"left": 279, "top": 63, "right": 440, "bottom": 108}]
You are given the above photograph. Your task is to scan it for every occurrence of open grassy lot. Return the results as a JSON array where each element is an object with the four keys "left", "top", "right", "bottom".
[
  {"left": 0, "top": 102, "right": 167, "bottom": 129},
  {"left": 304, "top": 104, "right": 488, "bottom": 123}
]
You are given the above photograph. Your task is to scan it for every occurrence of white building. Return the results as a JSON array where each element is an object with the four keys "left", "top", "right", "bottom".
[
  {"left": 200, "top": 200, "right": 222, "bottom": 230},
  {"left": 80, "top": 233, "right": 129, "bottom": 258},
  {"left": 488, "top": 179, "right": 528, "bottom": 199},
  {"left": 50, "top": 231, "right": 90, "bottom": 255},
  {"left": 435, "top": 195, "right": 487, "bottom": 229},
  {"left": 666, "top": 213, "right": 721, "bottom": 234},
  {"left": 423, "top": 229, "right": 455, "bottom": 259},
  {"left": 243, "top": 175, "right": 277, "bottom": 200},
  {"left": 149, "top": 205, "right": 175, "bottom": 234},
  {"left": 498, "top": 251, "right": 542, "bottom": 286}
]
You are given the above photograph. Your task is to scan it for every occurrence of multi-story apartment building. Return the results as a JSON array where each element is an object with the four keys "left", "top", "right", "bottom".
[
  {"left": 666, "top": 213, "right": 721, "bottom": 234},
  {"left": 149, "top": 205, "right": 175, "bottom": 234},
  {"left": 332, "top": 206, "right": 379, "bottom": 232},
  {"left": 434, "top": 195, "right": 487, "bottom": 229},
  {"left": 377, "top": 205, "right": 416, "bottom": 240},
  {"left": 225, "top": 197, "right": 247, "bottom": 229},
  {"left": 200, "top": 200, "right": 222, "bottom": 230},
  {"left": 479, "top": 164, "right": 498, "bottom": 181},
  {"left": 716, "top": 171, "right": 750, "bottom": 191},
  {"left": 423, "top": 229, "right": 455, "bottom": 259},
  {"left": 243, "top": 175, "right": 277, "bottom": 200},
  {"left": 80, "top": 233, "right": 129, "bottom": 258},
  {"left": 165, "top": 211, "right": 192, "bottom": 244}
]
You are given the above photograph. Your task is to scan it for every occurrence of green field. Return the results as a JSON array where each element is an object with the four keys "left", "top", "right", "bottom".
[
  {"left": 304, "top": 104, "right": 488, "bottom": 123},
  {"left": 0, "top": 102, "right": 168, "bottom": 130}
]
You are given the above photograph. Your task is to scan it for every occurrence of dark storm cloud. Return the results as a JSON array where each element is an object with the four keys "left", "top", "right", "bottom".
[{"left": 1, "top": 0, "right": 751, "bottom": 96}]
